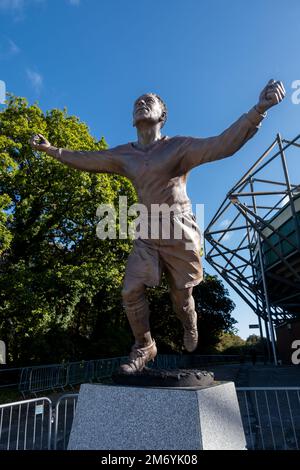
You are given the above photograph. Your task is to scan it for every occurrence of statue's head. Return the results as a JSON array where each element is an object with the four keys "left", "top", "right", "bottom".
[{"left": 133, "top": 93, "right": 167, "bottom": 129}]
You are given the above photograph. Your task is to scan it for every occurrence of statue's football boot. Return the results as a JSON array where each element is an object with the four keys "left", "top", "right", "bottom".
[{"left": 119, "top": 340, "right": 157, "bottom": 374}]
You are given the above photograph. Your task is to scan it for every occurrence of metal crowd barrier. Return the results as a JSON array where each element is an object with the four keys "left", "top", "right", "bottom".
[
  {"left": 16, "top": 358, "right": 127, "bottom": 397},
  {"left": 150, "top": 354, "right": 263, "bottom": 369},
  {"left": 0, "top": 397, "right": 52, "bottom": 450},
  {"left": 0, "top": 355, "right": 258, "bottom": 396},
  {"left": 53, "top": 394, "right": 78, "bottom": 450},
  {"left": 150, "top": 354, "right": 182, "bottom": 369},
  {"left": 19, "top": 364, "right": 67, "bottom": 397},
  {"left": 237, "top": 387, "right": 300, "bottom": 450},
  {"left": 0, "top": 387, "right": 299, "bottom": 450},
  {"left": 52, "top": 387, "right": 300, "bottom": 450},
  {"left": 93, "top": 357, "right": 127, "bottom": 381},
  {"left": 65, "top": 362, "right": 91, "bottom": 390}
]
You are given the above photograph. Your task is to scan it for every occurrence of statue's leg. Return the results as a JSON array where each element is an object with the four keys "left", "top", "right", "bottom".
[
  {"left": 169, "top": 283, "right": 198, "bottom": 352},
  {"left": 120, "top": 279, "right": 157, "bottom": 374},
  {"left": 119, "top": 239, "right": 161, "bottom": 374},
  {"left": 159, "top": 211, "right": 202, "bottom": 352},
  {"left": 122, "top": 280, "right": 152, "bottom": 347}
]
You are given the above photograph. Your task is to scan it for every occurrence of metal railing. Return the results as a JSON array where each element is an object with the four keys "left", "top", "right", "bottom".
[
  {"left": 19, "top": 364, "right": 67, "bottom": 397},
  {"left": 53, "top": 394, "right": 78, "bottom": 450},
  {"left": 92, "top": 357, "right": 126, "bottom": 381},
  {"left": 51, "top": 386, "right": 300, "bottom": 450},
  {"left": 17, "top": 357, "right": 127, "bottom": 397},
  {"left": 0, "top": 386, "right": 299, "bottom": 450},
  {"left": 237, "top": 387, "right": 300, "bottom": 450},
  {"left": 0, "top": 397, "right": 52, "bottom": 450},
  {"left": 1, "top": 355, "right": 250, "bottom": 396}
]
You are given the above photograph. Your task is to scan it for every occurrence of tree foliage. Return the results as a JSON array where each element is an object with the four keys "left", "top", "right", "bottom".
[
  {"left": 0, "top": 95, "right": 136, "bottom": 364},
  {"left": 215, "top": 332, "right": 267, "bottom": 356},
  {"left": 215, "top": 332, "right": 245, "bottom": 353},
  {"left": 246, "top": 334, "right": 260, "bottom": 346}
]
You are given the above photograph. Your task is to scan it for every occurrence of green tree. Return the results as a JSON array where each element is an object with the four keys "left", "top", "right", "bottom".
[
  {"left": 215, "top": 332, "right": 245, "bottom": 353},
  {"left": 246, "top": 334, "right": 260, "bottom": 346},
  {"left": 245, "top": 334, "right": 267, "bottom": 356},
  {"left": 0, "top": 95, "right": 136, "bottom": 364}
]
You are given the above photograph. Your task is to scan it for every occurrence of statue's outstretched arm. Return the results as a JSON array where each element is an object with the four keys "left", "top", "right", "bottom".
[
  {"left": 30, "top": 134, "right": 126, "bottom": 176},
  {"left": 179, "top": 80, "right": 285, "bottom": 172}
]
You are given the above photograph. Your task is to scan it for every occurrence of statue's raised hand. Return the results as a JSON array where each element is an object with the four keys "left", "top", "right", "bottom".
[
  {"left": 30, "top": 134, "right": 51, "bottom": 152},
  {"left": 256, "top": 79, "right": 285, "bottom": 114}
]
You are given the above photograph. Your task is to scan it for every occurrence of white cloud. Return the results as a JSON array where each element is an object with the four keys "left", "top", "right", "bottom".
[
  {"left": 26, "top": 68, "right": 43, "bottom": 93},
  {"left": 0, "top": 0, "right": 46, "bottom": 7},
  {"left": 0, "top": 0, "right": 24, "bottom": 11},
  {"left": 8, "top": 38, "right": 20, "bottom": 55},
  {"left": 219, "top": 218, "right": 232, "bottom": 228},
  {"left": 0, "top": 0, "right": 77, "bottom": 14},
  {"left": 221, "top": 232, "right": 232, "bottom": 242},
  {"left": 0, "top": 37, "right": 20, "bottom": 59},
  {"left": 0, "top": 0, "right": 45, "bottom": 20},
  {"left": 216, "top": 231, "right": 232, "bottom": 243}
]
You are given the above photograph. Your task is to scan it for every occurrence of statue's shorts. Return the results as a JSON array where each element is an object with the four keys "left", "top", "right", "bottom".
[{"left": 123, "top": 211, "right": 203, "bottom": 290}]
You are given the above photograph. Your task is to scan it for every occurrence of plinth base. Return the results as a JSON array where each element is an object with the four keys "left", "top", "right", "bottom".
[{"left": 67, "top": 382, "right": 246, "bottom": 450}]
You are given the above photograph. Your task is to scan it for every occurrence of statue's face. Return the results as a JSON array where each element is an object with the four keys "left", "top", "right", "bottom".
[{"left": 133, "top": 94, "right": 164, "bottom": 127}]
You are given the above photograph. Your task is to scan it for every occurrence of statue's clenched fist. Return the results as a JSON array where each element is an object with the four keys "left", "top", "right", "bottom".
[
  {"left": 30, "top": 133, "right": 51, "bottom": 152},
  {"left": 256, "top": 79, "right": 285, "bottom": 114}
]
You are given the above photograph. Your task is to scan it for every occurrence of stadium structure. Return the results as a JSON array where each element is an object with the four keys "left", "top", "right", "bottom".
[{"left": 204, "top": 133, "right": 300, "bottom": 365}]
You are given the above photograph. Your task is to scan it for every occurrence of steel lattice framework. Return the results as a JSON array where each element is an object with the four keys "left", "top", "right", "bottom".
[{"left": 204, "top": 133, "right": 300, "bottom": 364}]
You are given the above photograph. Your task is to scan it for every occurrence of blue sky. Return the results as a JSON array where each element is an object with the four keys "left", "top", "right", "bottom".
[{"left": 1, "top": 0, "right": 300, "bottom": 339}]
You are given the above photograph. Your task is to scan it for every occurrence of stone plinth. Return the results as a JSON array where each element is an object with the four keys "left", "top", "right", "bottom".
[{"left": 68, "top": 382, "right": 246, "bottom": 450}]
